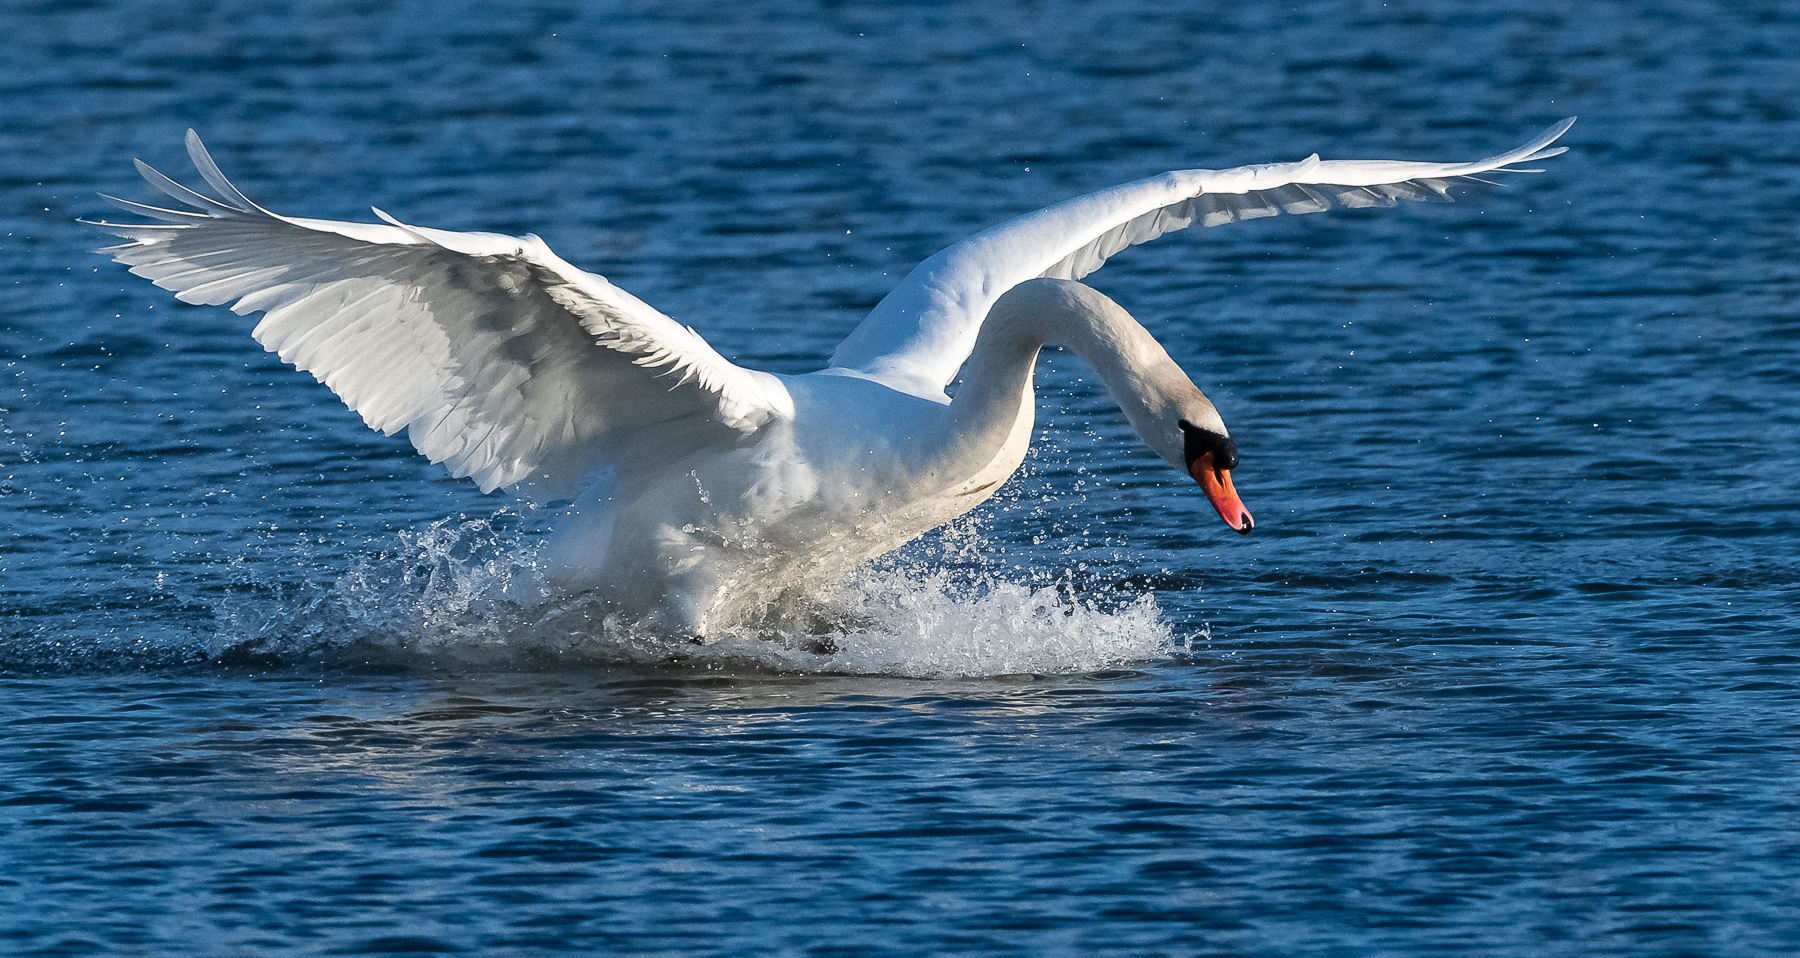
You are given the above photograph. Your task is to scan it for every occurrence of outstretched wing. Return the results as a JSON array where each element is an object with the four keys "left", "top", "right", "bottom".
[
  {"left": 89, "top": 131, "right": 792, "bottom": 500},
  {"left": 829, "top": 118, "right": 1576, "bottom": 400}
]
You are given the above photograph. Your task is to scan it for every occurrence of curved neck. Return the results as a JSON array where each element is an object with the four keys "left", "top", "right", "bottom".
[{"left": 947, "top": 279, "right": 1218, "bottom": 471}]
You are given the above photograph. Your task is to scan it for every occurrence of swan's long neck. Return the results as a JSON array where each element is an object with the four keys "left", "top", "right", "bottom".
[{"left": 944, "top": 278, "right": 1225, "bottom": 475}]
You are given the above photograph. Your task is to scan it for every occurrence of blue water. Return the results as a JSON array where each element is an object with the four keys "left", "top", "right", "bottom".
[{"left": 5, "top": 0, "right": 1800, "bottom": 954}]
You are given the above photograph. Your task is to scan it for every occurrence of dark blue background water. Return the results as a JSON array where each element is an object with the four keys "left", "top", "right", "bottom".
[{"left": 4, "top": 0, "right": 1799, "bottom": 954}]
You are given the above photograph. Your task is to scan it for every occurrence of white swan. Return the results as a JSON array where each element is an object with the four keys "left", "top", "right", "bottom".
[{"left": 91, "top": 119, "right": 1573, "bottom": 636}]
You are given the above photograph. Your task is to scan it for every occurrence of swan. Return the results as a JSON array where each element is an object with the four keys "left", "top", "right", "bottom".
[{"left": 90, "top": 119, "right": 1573, "bottom": 636}]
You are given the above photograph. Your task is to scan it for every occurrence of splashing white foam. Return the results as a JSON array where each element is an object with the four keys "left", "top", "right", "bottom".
[
  {"left": 701, "top": 567, "right": 1174, "bottom": 676},
  {"left": 213, "top": 514, "right": 1177, "bottom": 678}
]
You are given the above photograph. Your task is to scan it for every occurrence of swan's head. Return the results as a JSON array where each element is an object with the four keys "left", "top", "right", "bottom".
[
  {"left": 1178, "top": 419, "right": 1253, "bottom": 534},
  {"left": 986, "top": 278, "right": 1256, "bottom": 535},
  {"left": 1119, "top": 369, "right": 1254, "bottom": 535}
]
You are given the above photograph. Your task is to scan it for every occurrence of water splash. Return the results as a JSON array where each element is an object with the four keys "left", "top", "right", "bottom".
[{"left": 212, "top": 514, "right": 1177, "bottom": 678}]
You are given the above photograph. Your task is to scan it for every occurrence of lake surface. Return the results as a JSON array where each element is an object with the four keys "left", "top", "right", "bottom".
[{"left": 4, "top": 0, "right": 1799, "bottom": 954}]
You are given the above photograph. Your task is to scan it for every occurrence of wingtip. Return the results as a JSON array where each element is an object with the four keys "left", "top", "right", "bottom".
[
  {"left": 183, "top": 129, "right": 211, "bottom": 174},
  {"left": 129, "top": 154, "right": 239, "bottom": 216},
  {"left": 89, "top": 194, "right": 138, "bottom": 224},
  {"left": 182, "top": 130, "right": 275, "bottom": 216},
  {"left": 1515, "top": 121, "right": 1575, "bottom": 164},
  {"left": 1464, "top": 116, "right": 1577, "bottom": 172},
  {"left": 1523, "top": 116, "right": 1577, "bottom": 153}
]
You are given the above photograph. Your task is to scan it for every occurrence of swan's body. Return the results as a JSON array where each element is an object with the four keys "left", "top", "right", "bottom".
[{"left": 92, "top": 120, "right": 1572, "bottom": 636}]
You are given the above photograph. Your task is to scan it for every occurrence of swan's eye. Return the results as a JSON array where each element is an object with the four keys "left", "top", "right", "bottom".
[{"left": 1178, "top": 419, "right": 1239, "bottom": 471}]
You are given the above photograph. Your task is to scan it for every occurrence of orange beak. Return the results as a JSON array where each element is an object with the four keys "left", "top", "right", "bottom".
[{"left": 1189, "top": 451, "right": 1253, "bottom": 534}]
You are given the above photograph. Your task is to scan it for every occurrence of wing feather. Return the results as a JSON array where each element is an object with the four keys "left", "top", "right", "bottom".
[
  {"left": 90, "top": 132, "right": 793, "bottom": 499},
  {"left": 831, "top": 118, "right": 1575, "bottom": 399}
]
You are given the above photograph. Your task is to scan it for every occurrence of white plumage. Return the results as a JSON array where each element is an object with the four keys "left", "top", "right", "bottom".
[{"left": 92, "top": 119, "right": 1572, "bottom": 636}]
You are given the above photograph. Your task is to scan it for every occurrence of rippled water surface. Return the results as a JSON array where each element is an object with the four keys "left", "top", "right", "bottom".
[{"left": 5, "top": 0, "right": 1800, "bottom": 954}]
